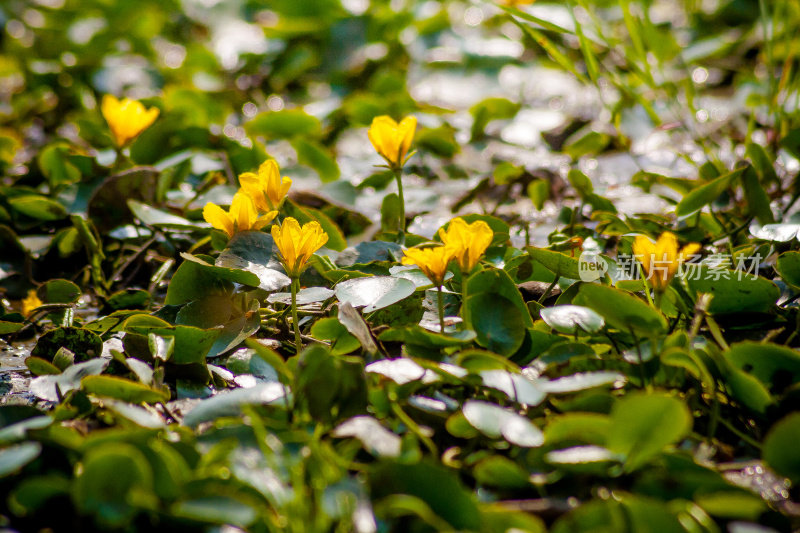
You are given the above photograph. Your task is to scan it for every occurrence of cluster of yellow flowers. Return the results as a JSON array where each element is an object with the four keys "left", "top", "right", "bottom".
[
  {"left": 100, "top": 94, "right": 329, "bottom": 282},
  {"left": 402, "top": 218, "right": 494, "bottom": 287},
  {"left": 202, "top": 160, "right": 286, "bottom": 239},
  {"left": 202, "top": 160, "right": 327, "bottom": 279}
]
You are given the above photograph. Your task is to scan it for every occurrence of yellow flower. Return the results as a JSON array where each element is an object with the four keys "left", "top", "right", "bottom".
[
  {"left": 438, "top": 218, "right": 494, "bottom": 273},
  {"left": 368, "top": 115, "right": 417, "bottom": 168},
  {"left": 271, "top": 217, "right": 329, "bottom": 277},
  {"left": 203, "top": 191, "right": 277, "bottom": 238},
  {"left": 22, "top": 289, "right": 43, "bottom": 317},
  {"left": 402, "top": 245, "right": 455, "bottom": 287},
  {"left": 239, "top": 159, "right": 293, "bottom": 212},
  {"left": 633, "top": 232, "right": 701, "bottom": 291},
  {"left": 101, "top": 95, "right": 160, "bottom": 147}
]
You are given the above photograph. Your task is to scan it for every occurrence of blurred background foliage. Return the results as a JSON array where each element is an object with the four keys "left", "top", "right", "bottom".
[{"left": 2, "top": 0, "right": 800, "bottom": 531}]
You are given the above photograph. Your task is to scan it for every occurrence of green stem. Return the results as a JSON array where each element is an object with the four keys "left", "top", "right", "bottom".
[
  {"left": 538, "top": 276, "right": 559, "bottom": 304},
  {"left": 437, "top": 285, "right": 445, "bottom": 333},
  {"left": 460, "top": 271, "right": 468, "bottom": 317},
  {"left": 630, "top": 328, "right": 649, "bottom": 390},
  {"left": 391, "top": 402, "right": 438, "bottom": 457},
  {"left": 291, "top": 277, "right": 302, "bottom": 352},
  {"left": 393, "top": 167, "right": 406, "bottom": 244}
]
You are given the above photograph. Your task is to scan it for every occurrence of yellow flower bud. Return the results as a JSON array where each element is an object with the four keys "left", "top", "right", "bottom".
[
  {"left": 101, "top": 95, "right": 159, "bottom": 147},
  {"left": 368, "top": 115, "right": 417, "bottom": 168}
]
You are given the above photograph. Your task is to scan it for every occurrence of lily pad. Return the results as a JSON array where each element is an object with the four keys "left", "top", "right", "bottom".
[
  {"left": 540, "top": 305, "right": 605, "bottom": 334},
  {"left": 335, "top": 276, "right": 416, "bottom": 313},
  {"left": 462, "top": 400, "right": 544, "bottom": 447},
  {"left": 182, "top": 382, "right": 290, "bottom": 427}
]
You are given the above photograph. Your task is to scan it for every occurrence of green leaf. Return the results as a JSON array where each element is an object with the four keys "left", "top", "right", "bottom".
[
  {"left": 125, "top": 323, "right": 220, "bottom": 364},
  {"left": 528, "top": 247, "right": 582, "bottom": 279},
  {"left": 540, "top": 305, "right": 604, "bottom": 334},
  {"left": 574, "top": 283, "right": 666, "bottom": 335},
  {"left": 127, "top": 199, "right": 194, "bottom": 228},
  {"left": 183, "top": 383, "right": 289, "bottom": 427},
  {"left": 544, "top": 413, "right": 611, "bottom": 445},
  {"left": 462, "top": 400, "right": 544, "bottom": 447},
  {"left": 746, "top": 142, "right": 777, "bottom": 184},
  {"left": 311, "top": 317, "right": 361, "bottom": 355},
  {"left": 685, "top": 268, "right": 778, "bottom": 314},
  {"left": 568, "top": 169, "right": 594, "bottom": 196},
  {"left": 371, "top": 461, "right": 481, "bottom": 530},
  {"left": 74, "top": 443, "right": 153, "bottom": 526},
  {"left": 296, "top": 345, "right": 366, "bottom": 423},
  {"left": 467, "top": 292, "right": 526, "bottom": 355},
  {"left": 606, "top": 392, "right": 691, "bottom": 471},
  {"left": 165, "top": 256, "right": 234, "bottom": 305},
  {"left": 763, "top": 413, "right": 800, "bottom": 482},
  {"left": 469, "top": 97, "right": 520, "bottom": 141},
  {"left": 741, "top": 164, "right": 773, "bottom": 224},
  {"left": 216, "top": 231, "right": 292, "bottom": 291},
  {"left": 334, "top": 276, "right": 416, "bottom": 313},
  {"left": 172, "top": 498, "right": 257, "bottom": 527},
  {"left": 0, "top": 442, "right": 42, "bottom": 478},
  {"left": 473, "top": 456, "right": 531, "bottom": 488},
  {"left": 292, "top": 138, "right": 340, "bottom": 182},
  {"left": 332, "top": 416, "right": 401, "bottom": 458},
  {"left": 416, "top": 124, "right": 460, "bottom": 157},
  {"left": 380, "top": 193, "right": 401, "bottom": 233},
  {"left": 8, "top": 195, "right": 67, "bottom": 221},
  {"left": 30, "top": 326, "right": 103, "bottom": 363},
  {"left": 776, "top": 251, "right": 800, "bottom": 288},
  {"left": 245, "top": 109, "right": 321, "bottom": 139},
  {"left": 25, "top": 356, "right": 60, "bottom": 376},
  {"left": 564, "top": 131, "right": 611, "bottom": 160},
  {"left": 675, "top": 167, "right": 743, "bottom": 217},
  {"left": 694, "top": 491, "right": 767, "bottom": 520},
  {"left": 528, "top": 179, "right": 549, "bottom": 210},
  {"left": 38, "top": 278, "right": 81, "bottom": 304},
  {"left": 724, "top": 341, "right": 800, "bottom": 391},
  {"left": 29, "top": 358, "right": 109, "bottom": 402},
  {"left": 82, "top": 375, "right": 169, "bottom": 403},
  {"left": 38, "top": 144, "right": 81, "bottom": 187}
]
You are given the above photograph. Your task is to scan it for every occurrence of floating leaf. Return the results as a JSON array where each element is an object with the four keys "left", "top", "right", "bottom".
[
  {"left": 30, "top": 358, "right": 109, "bottom": 401},
  {"left": 763, "top": 413, "right": 800, "bottom": 482},
  {"left": 0, "top": 442, "right": 42, "bottom": 478},
  {"left": 574, "top": 283, "right": 666, "bottom": 335},
  {"left": 182, "top": 383, "right": 289, "bottom": 427},
  {"left": 606, "top": 392, "right": 691, "bottom": 471},
  {"left": 540, "top": 305, "right": 604, "bottom": 334},
  {"left": 82, "top": 375, "right": 169, "bottom": 404},
  {"left": 332, "top": 416, "right": 401, "bottom": 457},
  {"left": 335, "top": 276, "right": 416, "bottom": 313},
  {"left": 462, "top": 401, "right": 544, "bottom": 447}
]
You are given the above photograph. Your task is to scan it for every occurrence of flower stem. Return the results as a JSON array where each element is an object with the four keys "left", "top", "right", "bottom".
[
  {"left": 291, "top": 277, "right": 302, "bottom": 352},
  {"left": 437, "top": 285, "right": 445, "bottom": 333},
  {"left": 393, "top": 167, "right": 406, "bottom": 245}
]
